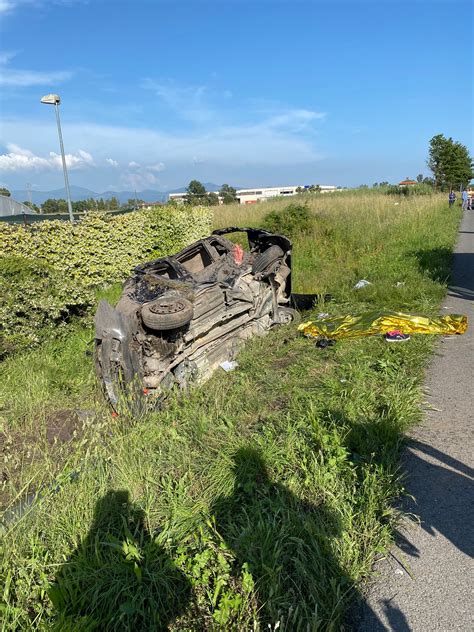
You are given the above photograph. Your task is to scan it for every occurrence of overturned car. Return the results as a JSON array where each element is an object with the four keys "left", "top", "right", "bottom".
[{"left": 94, "top": 227, "right": 298, "bottom": 411}]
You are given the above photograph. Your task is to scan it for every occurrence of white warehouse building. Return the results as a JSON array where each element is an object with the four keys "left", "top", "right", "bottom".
[
  {"left": 168, "top": 184, "right": 337, "bottom": 205},
  {"left": 236, "top": 185, "right": 337, "bottom": 204}
]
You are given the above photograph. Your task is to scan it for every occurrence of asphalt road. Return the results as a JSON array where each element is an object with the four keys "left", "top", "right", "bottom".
[{"left": 354, "top": 209, "right": 474, "bottom": 631}]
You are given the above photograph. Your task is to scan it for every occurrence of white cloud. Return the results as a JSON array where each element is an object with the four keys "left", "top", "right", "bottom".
[
  {"left": 0, "top": 1, "right": 15, "bottom": 13},
  {"left": 142, "top": 78, "right": 215, "bottom": 124},
  {"left": 120, "top": 171, "right": 158, "bottom": 190},
  {"left": 1, "top": 1, "right": 85, "bottom": 16},
  {"left": 0, "top": 102, "right": 325, "bottom": 189},
  {"left": 0, "top": 50, "right": 72, "bottom": 87},
  {"left": 148, "top": 162, "right": 165, "bottom": 172},
  {"left": 0, "top": 143, "right": 94, "bottom": 172}
]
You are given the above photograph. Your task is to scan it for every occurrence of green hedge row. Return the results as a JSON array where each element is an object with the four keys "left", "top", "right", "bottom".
[{"left": 0, "top": 207, "right": 213, "bottom": 355}]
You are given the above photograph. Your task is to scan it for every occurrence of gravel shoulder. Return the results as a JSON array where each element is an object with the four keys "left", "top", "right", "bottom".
[{"left": 354, "top": 209, "right": 474, "bottom": 631}]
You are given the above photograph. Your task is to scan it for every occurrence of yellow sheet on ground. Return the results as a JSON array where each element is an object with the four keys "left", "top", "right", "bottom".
[{"left": 298, "top": 311, "right": 468, "bottom": 341}]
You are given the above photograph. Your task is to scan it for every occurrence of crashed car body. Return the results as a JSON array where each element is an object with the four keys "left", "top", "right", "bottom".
[{"left": 94, "top": 227, "right": 297, "bottom": 410}]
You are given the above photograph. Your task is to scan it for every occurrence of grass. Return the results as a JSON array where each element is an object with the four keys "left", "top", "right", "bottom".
[{"left": 0, "top": 193, "right": 462, "bottom": 630}]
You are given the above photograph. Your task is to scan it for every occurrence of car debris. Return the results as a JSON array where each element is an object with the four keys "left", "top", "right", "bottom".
[
  {"left": 353, "top": 279, "right": 372, "bottom": 289},
  {"left": 94, "top": 227, "right": 299, "bottom": 412}
]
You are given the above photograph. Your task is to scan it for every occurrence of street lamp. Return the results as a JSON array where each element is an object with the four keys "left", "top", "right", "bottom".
[{"left": 40, "top": 93, "right": 74, "bottom": 222}]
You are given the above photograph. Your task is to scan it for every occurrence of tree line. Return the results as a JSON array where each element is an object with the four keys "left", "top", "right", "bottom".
[
  {"left": 1, "top": 134, "right": 471, "bottom": 211},
  {"left": 180, "top": 181, "right": 238, "bottom": 206}
]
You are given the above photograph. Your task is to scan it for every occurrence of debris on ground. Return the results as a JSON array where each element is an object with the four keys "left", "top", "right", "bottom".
[
  {"left": 219, "top": 360, "right": 239, "bottom": 372},
  {"left": 384, "top": 330, "right": 411, "bottom": 343},
  {"left": 354, "top": 279, "right": 372, "bottom": 289}
]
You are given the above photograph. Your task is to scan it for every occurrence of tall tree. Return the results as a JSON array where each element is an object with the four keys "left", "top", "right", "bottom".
[
  {"left": 207, "top": 192, "right": 220, "bottom": 206},
  {"left": 219, "top": 183, "right": 237, "bottom": 204},
  {"left": 42, "top": 198, "right": 68, "bottom": 213},
  {"left": 416, "top": 174, "right": 424, "bottom": 183},
  {"left": 428, "top": 134, "right": 473, "bottom": 190},
  {"left": 185, "top": 180, "right": 207, "bottom": 205},
  {"left": 0, "top": 187, "right": 11, "bottom": 197},
  {"left": 22, "top": 201, "right": 40, "bottom": 212}
]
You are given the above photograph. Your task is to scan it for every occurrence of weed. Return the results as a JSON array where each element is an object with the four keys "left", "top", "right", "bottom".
[{"left": 0, "top": 193, "right": 462, "bottom": 630}]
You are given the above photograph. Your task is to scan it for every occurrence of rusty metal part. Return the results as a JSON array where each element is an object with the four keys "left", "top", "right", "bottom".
[{"left": 94, "top": 227, "right": 296, "bottom": 412}]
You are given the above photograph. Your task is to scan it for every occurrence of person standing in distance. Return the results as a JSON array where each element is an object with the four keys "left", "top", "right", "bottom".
[
  {"left": 461, "top": 189, "right": 469, "bottom": 211},
  {"left": 448, "top": 190, "right": 456, "bottom": 207}
]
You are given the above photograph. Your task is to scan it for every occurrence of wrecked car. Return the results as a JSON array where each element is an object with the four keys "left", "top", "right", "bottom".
[{"left": 94, "top": 227, "right": 298, "bottom": 411}]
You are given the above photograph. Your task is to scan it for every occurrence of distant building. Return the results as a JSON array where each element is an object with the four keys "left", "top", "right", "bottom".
[
  {"left": 0, "top": 194, "right": 35, "bottom": 216},
  {"left": 398, "top": 179, "right": 418, "bottom": 187},
  {"left": 168, "top": 191, "right": 219, "bottom": 204},
  {"left": 137, "top": 201, "right": 164, "bottom": 209},
  {"left": 236, "top": 185, "right": 337, "bottom": 204},
  {"left": 168, "top": 185, "right": 338, "bottom": 205}
]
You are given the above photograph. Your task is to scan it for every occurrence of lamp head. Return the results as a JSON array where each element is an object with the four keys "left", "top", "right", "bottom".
[{"left": 40, "top": 94, "right": 61, "bottom": 105}]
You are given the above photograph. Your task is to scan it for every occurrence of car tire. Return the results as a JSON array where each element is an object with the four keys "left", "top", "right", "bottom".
[
  {"left": 277, "top": 307, "right": 301, "bottom": 324},
  {"left": 141, "top": 296, "right": 193, "bottom": 330},
  {"left": 252, "top": 245, "right": 285, "bottom": 275}
]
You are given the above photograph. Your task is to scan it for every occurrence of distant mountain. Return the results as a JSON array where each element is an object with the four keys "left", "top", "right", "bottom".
[
  {"left": 11, "top": 182, "right": 230, "bottom": 205},
  {"left": 166, "top": 182, "right": 222, "bottom": 194},
  {"left": 98, "top": 190, "right": 168, "bottom": 204},
  {"left": 12, "top": 185, "right": 97, "bottom": 205}
]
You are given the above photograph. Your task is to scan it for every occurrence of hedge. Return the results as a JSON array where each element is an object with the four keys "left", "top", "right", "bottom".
[
  {"left": 0, "top": 207, "right": 213, "bottom": 355},
  {"left": 0, "top": 206, "right": 213, "bottom": 286}
]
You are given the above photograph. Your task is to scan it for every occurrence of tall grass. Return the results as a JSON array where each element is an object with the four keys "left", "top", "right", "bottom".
[{"left": 0, "top": 194, "right": 462, "bottom": 630}]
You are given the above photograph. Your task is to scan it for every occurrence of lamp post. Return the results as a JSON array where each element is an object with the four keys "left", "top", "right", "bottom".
[{"left": 40, "top": 93, "right": 74, "bottom": 222}]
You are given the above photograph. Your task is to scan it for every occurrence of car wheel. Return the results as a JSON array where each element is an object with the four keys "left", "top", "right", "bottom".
[
  {"left": 277, "top": 307, "right": 301, "bottom": 324},
  {"left": 252, "top": 245, "right": 285, "bottom": 275},
  {"left": 141, "top": 296, "right": 193, "bottom": 330}
]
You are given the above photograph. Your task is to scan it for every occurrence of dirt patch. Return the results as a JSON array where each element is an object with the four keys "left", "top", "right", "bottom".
[
  {"left": 1, "top": 408, "right": 89, "bottom": 511},
  {"left": 272, "top": 353, "right": 298, "bottom": 370},
  {"left": 45, "top": 409, "right": 81, "bottom": 445}
]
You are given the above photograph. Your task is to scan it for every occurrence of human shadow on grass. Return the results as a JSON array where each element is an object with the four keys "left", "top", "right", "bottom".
[
  {"left": 210, "top": 447, "right": 350, "bottom": 630},
  {"left": 49, "top": 490, "right": 190, "bottom": 631}
]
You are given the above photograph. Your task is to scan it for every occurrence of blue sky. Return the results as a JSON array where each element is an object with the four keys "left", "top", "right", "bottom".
[{"left": 0, "top": 0, "right": 472, "bottom": 193}]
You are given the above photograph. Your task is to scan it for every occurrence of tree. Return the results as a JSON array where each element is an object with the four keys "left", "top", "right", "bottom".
[
  {"left": 207, "top": 192, "right": 220, "bottom": 206},
  {"left": 185, "top": 180, "right": 207, "bottom": 205},
  {"left": 219, "top": 183, "right": 237, "bottom": 204},
  {"left": 22, "top": 201, "right": 40, "bottom": 212},
  {"left": 428, "top": 134, "right": 473, "bottom": 190},
  {"left": 416, "top": 174, "right": 424, "bottom": 183},
  {"left": 109, "top": 196, "right": 120, "bottom": 209},
  {"left": 41, "top": 198, "right": 68, "bottom": 213},
  {"left": 72, "top": 199, "right": 91, "bottom": 213},
  {"left": 0, "top": 187, "right": 11, "bottom": 197}
]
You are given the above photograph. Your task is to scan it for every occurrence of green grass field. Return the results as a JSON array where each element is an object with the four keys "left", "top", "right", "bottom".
[{"left": 0, "top": 193, "right": 462, "bottom": 630}]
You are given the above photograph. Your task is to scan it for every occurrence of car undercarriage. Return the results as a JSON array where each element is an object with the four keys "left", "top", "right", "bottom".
[{"left": 94, "top": 227, "right": 298, "bottom": 412}]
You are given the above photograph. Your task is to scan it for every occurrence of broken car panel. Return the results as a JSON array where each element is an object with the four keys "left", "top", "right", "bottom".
[{"left": 94, "top": 227, "right": 298, "bottom": 411}]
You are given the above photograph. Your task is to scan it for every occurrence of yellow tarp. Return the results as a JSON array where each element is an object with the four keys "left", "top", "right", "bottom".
[{"left": 298, "top": 311, "right": 468, "bottom": 341}]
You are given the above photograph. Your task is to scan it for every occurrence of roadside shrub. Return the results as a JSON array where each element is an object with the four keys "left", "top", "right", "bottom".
[
  {"left": 0, "top": 206, "right": 213, "bottom": 287},
  {"left": 0, "top": 256, "right": 94, "bottom": 356},
  {"left": 385, "top": 184, "right": 434, "bottom": 196},
  {"left": 263, "top": 202, "right": 313, "bottom": 238},
  {"left": 0, "top": 206, "right": 213, "bottom": 355}
]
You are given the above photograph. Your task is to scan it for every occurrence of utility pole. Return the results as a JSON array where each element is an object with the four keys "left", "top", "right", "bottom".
[{"left": 40, "top": 94, "right": 74, "bottom": 222}]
